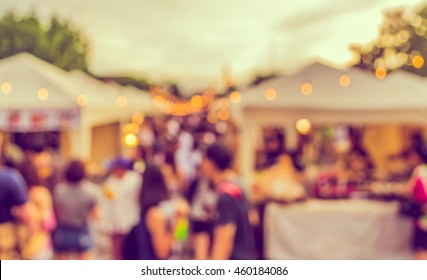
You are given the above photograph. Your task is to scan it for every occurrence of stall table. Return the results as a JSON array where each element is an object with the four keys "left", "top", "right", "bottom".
[{"left": 264, "top": 199, "right": 413, "bottom": 259}]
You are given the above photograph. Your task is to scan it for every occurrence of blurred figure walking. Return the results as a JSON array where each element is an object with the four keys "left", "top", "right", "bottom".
[
  {"left": 202, "top": 143, "right": 256, "bottom": 260},
  {"left": 52, "top": 160, "right": 100, "bottom": 260},
  {"left": 103, "top": 156, "right": 141, "bottom": 260},
  {"left": 187, "top": 176, "right": 217, "bottom": 260},
  {"left": 0, "top": 133, "right": 34, "bottom": 260},
  {"left": 122, "top": 164, "right": 188, "bottom": 260}
]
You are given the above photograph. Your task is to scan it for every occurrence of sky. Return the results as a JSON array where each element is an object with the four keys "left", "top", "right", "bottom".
[{"left": 1, "top": 0, "right": 426, "bottom": 93}]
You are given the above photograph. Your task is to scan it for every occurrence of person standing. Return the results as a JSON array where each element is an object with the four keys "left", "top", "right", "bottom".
[
  {"left": 187, "top": 176, "right": 217, "bottom": 260},
  {"left": 202, "top": 143, "right": 256, "bottom": 260},
  {"left": 52, "top": 160, "right": 100, "bottom": 260},
  {"left": 103, "top": 156, "right": 142, "bottom": 260},
  {"left": 122, "top": 164, "right": 188, "bottom": 260},
  {"left": 0, "top": 133, "right": 33, "bottom": 260}
]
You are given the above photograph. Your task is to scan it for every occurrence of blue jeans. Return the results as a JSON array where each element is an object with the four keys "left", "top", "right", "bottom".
[{"left": 53, "top": 225, "right": 92, "bottom": 253}]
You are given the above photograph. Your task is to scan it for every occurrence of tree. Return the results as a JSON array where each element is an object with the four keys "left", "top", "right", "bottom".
[
  {"left": 98, "top": 76, "right": 151, "bottom": 91},
  {"left": 350, "top": 4, "right": 427, "bottom": 76},
  {"left": 0, "top": 11, "right": 90, "bottom": 71}
]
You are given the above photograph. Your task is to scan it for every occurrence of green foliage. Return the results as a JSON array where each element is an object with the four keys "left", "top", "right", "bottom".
[
  {"left": 0, "top": 11, "right": 90, "bottom": 71},
  {"left": 109, "top": 76, "right": 151, "bottom": 91},
  {"left": 351, "top": 5, "right": 427, "bottom": 76}
]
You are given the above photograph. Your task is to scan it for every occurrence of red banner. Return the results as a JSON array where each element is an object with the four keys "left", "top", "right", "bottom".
[{"left": 0, "top": 108, "right": 80, "bottom": 132}]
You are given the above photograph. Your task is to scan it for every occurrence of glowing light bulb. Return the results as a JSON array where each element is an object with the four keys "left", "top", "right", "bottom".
[
  {"left": 413, "top": 55, "right": 424, "bottom": 69},
  {"left": 1, "top": 82, "right": 12, "bottom": 94},
  {"left": 154, "top": 95, "right": 165, "bottom": 107},
  {"left": 122, "top": 123, "right": 140, "bottom": 134},
  {"left": 116, "top": 95, "right": 127, "bottom": 107},
  {"left": 339, "top": 75, "right": 351, "bottom": 88},
  {"left": 191, "top": 95, "right": 204, "bottom": 108},
  {"left": 229, "top": 91, "right": 242, "bottom": 104},
  {"left": 296, "top": 118, "right": 312, "bottom": 135},
  {"left": 264, "top": 88, "right": 277, "bottom": 100},
  {"left": 375, "top": 67, "right": 387, "bottom": 80},
  {"left": 38, "top": 87, "right": 49, "bottom": 100},
  {"left": 76, "top": 94, "right": 88, "bottom": 107},
  {"left": 132, "top": 112, "right": 144, "bottom": 125},
  {"left": 301, "top": 83, "right": 313, "bottom": 95},
  {"left": 123, "top": 133, "right": 138, "bottom": 148},
  {"left": 218, "top": 109, "right": 231, "bottom": 121}
]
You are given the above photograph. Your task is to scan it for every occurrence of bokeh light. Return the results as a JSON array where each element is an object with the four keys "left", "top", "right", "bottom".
[
  {"left": 412, "top": 55, "right": 424, "bottom": 69},
  {"left": 132, "top": 112, "right": 144, "bottom": 125},
  {"left": 216, "top": 121, "right": 228, "bottom": 134},
  {"left": 116, "top": 95, "right": 127, "bottom": 107},
  {"left": 76, "top": 94, "right": 88, "bottom": 107},
  {"left": 191, "top": 95, "right": 204, "bottom": 108},
  {"left": 122, "top": 123, "right": 140, "bottom": 134},
  {"left": 218, "top": 97, "right": 230, "bottom": 109},
  {"left": 153, "top": 95, "right": 165, "bottom": 107},
  {"left": 122, "top": 133, "right": 138, "bottom": 148},
  {"left": 218, "top": 109, "right": 231, "bottom": 121},
  {"left": 339, "top": 75, "right": 351, "bottom": 87},
  {"left": 229, "top": 91, "right": 242, "bottom": 104},
  {"left": 207, "top": 111, "right": 218, "bottom": 124},
  {"left": 296, "top": 118, "right": 312, "bottom": 135},
  {"left": 375, "top": 67, "right": 387, "bottom": 80},
  {"left": 203, "top": 132, "right": 216, "bottom": 144},
  {"left": 37, "top": 87, "right": 49, "bottom": 100},
  {"left": 301, "top": 83, "right": 313, "bottom": 95},
  {"left": 264, "top": 88, "right": 277, "bottom": 101},
  {"left": 1, "top": 82, "right": 12, "bottom": 94}
]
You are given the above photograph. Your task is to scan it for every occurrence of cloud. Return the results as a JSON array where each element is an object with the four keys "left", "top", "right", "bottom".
[
  {"left": 0, "top": 0, "right": 424, "bottom": 93},
  {"left": 276, "top": 0, "right": 386, "bottom": 32}
]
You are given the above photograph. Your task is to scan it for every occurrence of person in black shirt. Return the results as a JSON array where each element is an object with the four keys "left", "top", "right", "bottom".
[{"left": 202, "top": 143, "right": 256, "bottom": 260}]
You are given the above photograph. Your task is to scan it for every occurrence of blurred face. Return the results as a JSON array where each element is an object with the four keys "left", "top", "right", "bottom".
[
  {"left": 202, "top": 157, "right": 216, "bottom": 180},
  {"left": 112, "top": 168, "right": 127, "bottom": 179}
]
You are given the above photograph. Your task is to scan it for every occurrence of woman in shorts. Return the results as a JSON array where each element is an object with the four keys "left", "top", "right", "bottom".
[{"left": 52, "top": 160, "right": 100, "bottom": 260}]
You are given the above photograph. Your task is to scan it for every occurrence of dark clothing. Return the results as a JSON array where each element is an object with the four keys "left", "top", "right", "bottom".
[
  {"left": 191, "top": 220, "right": 213, "bottom": 234},
  {"left": 0, "top": 167, "right": 28, "bottom": 224},
  {"left": 52, "top": 225, "right": 92, "bottom": 253},
  {"left": 122, "top": 209, "right": 157, "bottom": 260},
  {"left": 413, "top": 226, "right": 427, "bottom": 250},
  {"left": 214, "top": 182, "right": 256, "bottom": 260}
]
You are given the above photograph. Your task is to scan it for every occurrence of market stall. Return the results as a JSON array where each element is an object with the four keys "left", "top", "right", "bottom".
[
  {"left": 233, "top": 62, "right": 427, "bottom": 185},
  {"left": 233, "top": 62, "right": 427, "bottom": 259},
  {"left": 0, "top": 53, "right": 152, "bottom": 162}
]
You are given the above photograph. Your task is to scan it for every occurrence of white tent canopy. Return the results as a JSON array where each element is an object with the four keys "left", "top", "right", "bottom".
[
  {"left": 0, "top": 53, "right": 153, "bottom": 159},
  {"left": 0, "top": 53, "right": 80, "bottom": 110},
  {"left": 234, "top": 62, "right": 427, "bottom": 184},
  {"left": 236, "top": 63, "right": 427, "bottom": 124},
  {"left": 68, "top": 70, "right": 152, "bottom": 127}
]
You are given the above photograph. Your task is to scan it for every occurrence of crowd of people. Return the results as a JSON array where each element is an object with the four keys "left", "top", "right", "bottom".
[
  {"left": 1, "top": 114, "right": 427, "bottom": 260},
  {"left": 0, "top": 113, "right": 257, "bottom": 260}
]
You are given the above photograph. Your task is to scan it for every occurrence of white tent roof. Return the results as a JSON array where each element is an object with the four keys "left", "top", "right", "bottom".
[
  {"left": 0, "top": 53, "right": 156, "bottom": 130},
  {"left": 239, "top": 62, "right": 427, "bottom": 111},
  {"left": 236, "top": 62, "right": 427, "bottom": 125},
  {"left": 0, "top": 53, "right": 152, "bottom": 112},
  {"left": 69, "top": 70, "right": 152, "bottom": 112},
  {"left": 0, "top": 53, "right": 80, "bottom": 110}
]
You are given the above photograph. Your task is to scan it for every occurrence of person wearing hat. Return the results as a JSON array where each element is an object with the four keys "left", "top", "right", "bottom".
[{"left": 103, "top": 156, "right": 142, "bottom": 260}]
